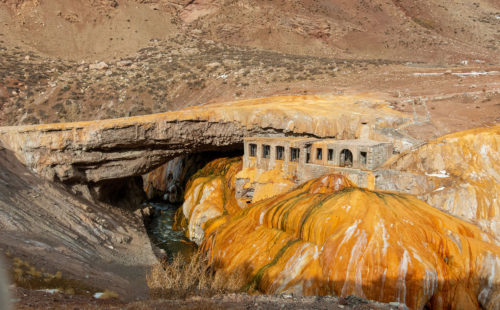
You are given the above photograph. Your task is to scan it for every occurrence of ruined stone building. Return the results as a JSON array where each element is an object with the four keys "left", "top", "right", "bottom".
[{"left": 242, "top": 136, "right": 394, "bottom": 186}]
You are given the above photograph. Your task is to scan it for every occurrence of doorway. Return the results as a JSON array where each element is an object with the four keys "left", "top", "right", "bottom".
[{"left": 339, "top": 149, "right": 353, "bottom": 167}]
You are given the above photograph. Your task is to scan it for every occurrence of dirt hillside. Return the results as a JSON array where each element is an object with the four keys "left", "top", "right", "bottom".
[
  {"left": 1, "top": 0, "right": 499, "bottom": 62},
  {"left": 0, "top": 0, "right": 499, "bottom": 140}
]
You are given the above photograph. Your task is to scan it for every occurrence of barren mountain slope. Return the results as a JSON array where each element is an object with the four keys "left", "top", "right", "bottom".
[
  {"left": 1, "top": 0, "right": 499, "bottom": 62},
  {"left": 0, "top": 0, "right": 180, "bottom": 60},
  {"left": 182, "top": 0, "right": 500, "bottom": 63},
  {"left": 0, "top": 144, "right": 157, "bottom": 300},
  {"left": 0, "top": 36, "right": 498, "bottom": 140},
  {"left": 1, "top": 0, "right": 499, "bottom": 138}
]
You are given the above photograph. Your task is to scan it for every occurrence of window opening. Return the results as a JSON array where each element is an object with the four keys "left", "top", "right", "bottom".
[
  {"left": 263, "top": 145, "right": 271, "bottom": 159},
  {"left": 249, "top": 144, "right": 257, "bottom": 157},
  {"left": 276, "top": 146, "right": 284, "bottom": 160},
  {"left": 290, "top": 148, "right": 300, "bottom": 162},
  {"left": 328, "top": 149, "right": 334, "bottom": 161},
  {"left": 339, "top": 149, "right": 353, "bottom": 167},
  {"left": 360, "top": 151, "right": 367, "bottom": 165},
  {"left": 316, "top": 148, "right": 323, "bottom": 160}
]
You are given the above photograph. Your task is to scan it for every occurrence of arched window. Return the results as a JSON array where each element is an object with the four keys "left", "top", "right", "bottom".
[{"left": 339, "top": 149, "right": 353, "bottom": 167}]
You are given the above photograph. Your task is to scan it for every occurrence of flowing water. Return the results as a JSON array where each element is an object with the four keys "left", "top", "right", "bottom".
[{"left": 147, "top": 202, "right": 197, "bottom": 260}]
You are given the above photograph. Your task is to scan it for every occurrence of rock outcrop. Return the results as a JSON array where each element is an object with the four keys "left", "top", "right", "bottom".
[
  {"left": 199, "top": 173, "right": 500, "bottom": 309},
  {"left": 235, "top": 166, "right": 297, "bottom": 203},
  {"left": 0, "top": 257, "right": 9, "bottom": 310},
  {"left": 144, "top": 154, "right": 208, "bottom": 203},
  {"left": 0, "top": 145, "right": 157, "bottom": 300},
  {"left": 143, "top": 151, "right": 241, "bottom": 203},
  {"left": 179, "top": 157, "right": 242, "bottom": 244},
  {"left": 386, "top": 125, "right": 500, "bottom": 237},
  {"left": 0, "top": 95, "right": 412, "bottom": 185}
]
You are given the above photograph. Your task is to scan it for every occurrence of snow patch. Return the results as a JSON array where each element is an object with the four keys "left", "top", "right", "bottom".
[
  {"left": 425, "top": 170, "right": 449, "bottom": 178},
  {"left": 38, "top": 289, "right": 60, "bottom": 294},
  {"left": 452, "top": 71, "right": 499, "bottom": 77},
  {"left": 413, "top": 71, "right": 499, "bottom": 77},
  {"left": 413, "top": 72, "right": 443, "bottom": 76}
]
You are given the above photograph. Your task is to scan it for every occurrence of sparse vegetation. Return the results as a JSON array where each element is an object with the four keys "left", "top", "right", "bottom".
[
  {"left": 8, "top": 254, "right": 99, "bottom": 296},
  {"left": 412, "top": 17, "right": 436, "bottom": 30},
  {"left": 147, "top": 251, "right": 247, "bottom": 299}
]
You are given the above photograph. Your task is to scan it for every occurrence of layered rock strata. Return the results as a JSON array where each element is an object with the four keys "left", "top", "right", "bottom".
[
  {"left": 0, "top": 145, "right": 157, "bottom": 300},
  {"left": 0, "top": 95, "right": 412, "bottom": 185},
  {"left": 179, "top": 157, "right": 242, "bottom": 244}
]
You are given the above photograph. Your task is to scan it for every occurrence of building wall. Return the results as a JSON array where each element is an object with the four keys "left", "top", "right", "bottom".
[
  {"left": 243, "top": 138, "right": 396, "bottom": 190},
  {"left": 304, "top": 141, "right": 392, "bottom": 170},
  {"left": 241, "top": 138, "right": 444, "bottom": 200}
]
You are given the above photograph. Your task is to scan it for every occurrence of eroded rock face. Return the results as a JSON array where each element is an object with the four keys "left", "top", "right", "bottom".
[
  {"left": 143, "top": 154, "right": 206, "bottom": 203},
  {"left": 201, "top": 174, "right": 500, "bottom": 310},
  {"left": 179, "top": 157, "right": 242, "bottom": 244},
  {"left": 386, "top": 125, "right": 500, "bottom": 237},
  {"left": 0, "top": 145, "right": 157, "bottom": 300},
  {"left": 0, "top": 257, "right": 9, "bottom": 310},
  {"left": 179, "top": 156, "right": 500, "bottom": 309},
  {"left": 0, "top": 95, "right": 412, "bottom": 185},
  {"left": 143, "top": 152, "right": 240, "bottom": 203},
  {"left": 235, "top": 167, "right": 297, "bottom": 203}
]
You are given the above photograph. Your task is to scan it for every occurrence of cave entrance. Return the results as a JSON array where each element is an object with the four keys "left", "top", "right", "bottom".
[
  {"left": 142, "top": 149, "right": 243, "bottom": 203},
  {"left": 339, "top": 149, "right": 353, "bottom": 167}
]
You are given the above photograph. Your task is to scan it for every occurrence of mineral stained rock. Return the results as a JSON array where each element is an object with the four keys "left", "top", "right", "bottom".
[
  {"left": 386, "top": 125, "right": 500, "bottom": 237},
  {"left": 235, "top": 166, "right": 297, "bottom": 203},
  {"left": 180, "top": 157, "right": 242, "bottom": 244},
  {"left": 200, "top": 174, "right": 500, "bottom": 310},
  {"left": 0, "top": 95, "right": 412, "bottom": 184}
]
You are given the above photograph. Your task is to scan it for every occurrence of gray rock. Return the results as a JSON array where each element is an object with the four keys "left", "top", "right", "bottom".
[{"left": 89, "top": 61, "right": 109, "bottom": 70}]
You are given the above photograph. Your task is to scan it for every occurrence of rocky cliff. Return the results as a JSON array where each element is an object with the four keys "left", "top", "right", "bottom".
[
  {"left": 0, "top": 144, "right": 157, "bottom": 300},
  {"left": 143, "top": 154, "right": 212, "bottom": 203},
  {"left": 386, "top": 125, "right": 500, "bottom": 236},
  {"left": 0, "top": 95, "right": 412, "bottom": 185}
]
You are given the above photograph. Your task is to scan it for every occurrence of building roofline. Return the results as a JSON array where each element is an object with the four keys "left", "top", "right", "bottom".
[{"left": 243, "top": 136, "right": 391, "bottom": 146}]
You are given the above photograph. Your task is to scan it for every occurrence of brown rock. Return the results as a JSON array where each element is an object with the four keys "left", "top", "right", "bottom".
[{"left": 0, "top": 95, "right": 413, "bottom": 184}]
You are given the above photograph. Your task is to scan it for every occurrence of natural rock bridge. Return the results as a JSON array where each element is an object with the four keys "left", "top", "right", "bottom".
[{"left": 0, "top": 95, "right": 413, "bottom": 185}]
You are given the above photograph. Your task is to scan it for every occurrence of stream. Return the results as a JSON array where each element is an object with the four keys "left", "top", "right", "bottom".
[{"left": 147, "top": 202, "right": 197, "bottom": 260}]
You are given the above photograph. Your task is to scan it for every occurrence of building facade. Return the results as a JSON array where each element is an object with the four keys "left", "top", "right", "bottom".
[{"left": 243, "top": 136, "right": 393, "bottom": 186}]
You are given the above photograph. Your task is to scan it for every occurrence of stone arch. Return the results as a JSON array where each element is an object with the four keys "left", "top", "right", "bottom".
[{"left": 339, "top": 149, "right": 353, "bottom": 167}]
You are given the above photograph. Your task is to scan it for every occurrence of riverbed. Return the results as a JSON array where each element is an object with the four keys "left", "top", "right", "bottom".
[{"left": 147, "top": 202, "right": 196, "bottom": 260}]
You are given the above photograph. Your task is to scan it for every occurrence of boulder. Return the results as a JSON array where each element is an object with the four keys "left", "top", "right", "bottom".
[{"left": 89, "top": 61, "right": 109, "bottom": 70}]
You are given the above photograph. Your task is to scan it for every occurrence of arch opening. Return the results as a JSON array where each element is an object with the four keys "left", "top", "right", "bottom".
[{"left": 339, "top": 149, "right": 353, "bottom": 167}]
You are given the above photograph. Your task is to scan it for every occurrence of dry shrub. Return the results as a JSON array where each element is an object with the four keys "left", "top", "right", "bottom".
[{"left": 147, "top": 251, "right": 247, "bottom": 299}]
